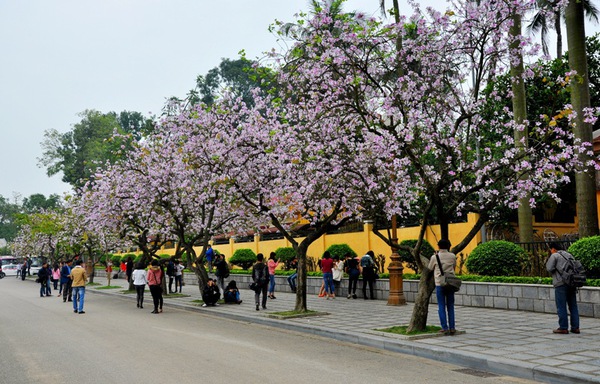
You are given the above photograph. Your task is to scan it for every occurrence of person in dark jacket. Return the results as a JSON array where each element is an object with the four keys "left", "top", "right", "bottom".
[
  {"left": 38, "top": 262, "right": 49, "bottom": 297},
  {"left": 214, "top": 254, "right": 229, "bottom": 293},
  {"left": 201, "top": 279, "right": 220, "bottom": 307},
  {"left": 223, "top": 280, "right": 242, "bottom": 304},
  {"left": 252, "top": 253, "right": 269, "bottom": 311},
  {"left": 126, "top": 257, "right": 134, "bottom": 283},
  {"left": 361, "top": 250, "right": 377, "bottom": 300},
  {"left": 61, "top": 260, "right": 73, "bottom": 302},
  {"left": 546, "top": 242, "right": 580, "bottom": 334}
]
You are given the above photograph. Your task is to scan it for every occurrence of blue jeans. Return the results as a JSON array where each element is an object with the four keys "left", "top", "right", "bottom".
[
  {"left": 72, "top": 286, "right": 85, "bottom": 312},
  {"left": 268, "top": 274, "right": 276, "bottom": 294},
  {"left": 323, "top": 272, "right": 334, "bottom": 294},
  {"left": 287, "top": 273, "right": 297, "bottom": 290},
  {"left": 555, "top": 285, "right": 579, "bottom": 330},
  {"left": 39, "top": 281, "right": 47, "bottom": 296},
  {"left": 436, "top": 286, "right": 455, "bottom": 330}
]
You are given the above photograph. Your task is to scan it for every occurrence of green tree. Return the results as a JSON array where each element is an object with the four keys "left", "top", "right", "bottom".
[
  {"left": 22, "top": 194, "right": 62, "bottom": 213},
  {"left": 0, "top": 195, "right": 20, "bottom": 241},
  {"left": 186, "top": 57, "right": 275, "bottom": 108},
  {"left": 38, "top": 109, "right": 152, "bottom": 191}
]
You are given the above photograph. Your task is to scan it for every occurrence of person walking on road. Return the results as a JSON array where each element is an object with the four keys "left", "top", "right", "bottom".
[
  {"left": 20, "top": 259, "right": 27, "bottom": 281},
  {"left": 38, "top": 262, "right": 49, "bottom": 297},
  {"left": 61, "top": 260, "right": 73, "bottom": 302},
  {"left": 132, "top": 263, "right": 147, "bottom": 309},
  {"left": 428, "top": 239, "right": 457, "bottom": 335},
  {"left": 147, "top": 260, "right": 163, "bottom": 314},
  {"left": 69, "top": 260, "right": 87, "bottom": 314},
  {"left": 44, "top": 263, "right": 53, "bottom": 296},
  {"left": 51, "top": 263, "right": 60, "bottom": 291},
  {"left": 546, "top": 242, "right": 580, "bottom": 334},
  {"left": 252, "top": 253, "right": 270, "bottom": 311}
]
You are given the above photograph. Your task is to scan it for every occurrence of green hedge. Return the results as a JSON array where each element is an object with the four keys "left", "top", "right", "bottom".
[
  {"left": 569, "top": 236, "right": 600, "bottom": 278},
  {"left": 466, "top": 240, "right": 526, "bottom": 276},
  {"left": 229, "top": 249, "right": 257, "bottom": 270},
  {"left": 326, "top": 244, "right": 357, "bottom": 259}
]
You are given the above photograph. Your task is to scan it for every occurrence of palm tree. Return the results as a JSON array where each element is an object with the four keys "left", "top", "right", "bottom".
[
  {"left": 565, "top": 0, "right": 600, "bottom": 237},
  {"left": 527, "top": 0, "right": 598, "bottom": 59}
]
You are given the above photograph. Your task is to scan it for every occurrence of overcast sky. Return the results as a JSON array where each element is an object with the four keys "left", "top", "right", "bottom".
[{"left": 0, "top": 0, "right": 598, "bottom": 201}]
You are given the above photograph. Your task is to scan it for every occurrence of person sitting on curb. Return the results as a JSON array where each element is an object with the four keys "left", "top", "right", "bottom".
[
  {"left": 202, "top": 278, "right": 220, "bottom": 307},
  {"left": 223, "top": 280, "right": 242, "bottom": 304}
]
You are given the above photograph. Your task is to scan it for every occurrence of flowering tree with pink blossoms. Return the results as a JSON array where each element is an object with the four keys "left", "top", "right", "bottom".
[
  {"left": 199, "top": 85, "right": 414, "bottom": 311},
  {"left": 65, "top": 194, "right": 125, "bottom": 284},
  {"left": 124, "top": 114, "right": 241, "bottom": 289},
  {"left": 273, "top": 1, "right": 595, "bottom": 328},
  {"left": 80, "top": 161, "right": 171, "bottom": 288}
]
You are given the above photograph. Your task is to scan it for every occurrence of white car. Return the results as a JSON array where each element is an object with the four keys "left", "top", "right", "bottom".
[{"left": 0, "top": 257, "right": 19, "bottom": 276}]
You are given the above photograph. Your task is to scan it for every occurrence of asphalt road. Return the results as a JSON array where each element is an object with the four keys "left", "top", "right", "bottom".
[{"left": 0, "top": 278, "right": 537, "bottom": 384}]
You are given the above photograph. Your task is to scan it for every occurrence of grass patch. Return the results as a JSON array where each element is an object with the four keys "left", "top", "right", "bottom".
[
  {"left": 376, "top": 325, "right": 442, "bottom": 335},
  {"left": 95, "top": 285, "right": 122, "bottom": 290},
  {"left": 87, "top": 282, "right": 102, "bottom": 286},
  {"left": 272, "top": 310, "right": 318, "bottom": 316},
  {"left": 164, "top": 293, "right": 189, "bottom": 298},
  {"left": 121, "top": 289, "right": 136, "bottom": 294},
  {"left": 267, "top": 309, "right": 327, "bottom": 319}
]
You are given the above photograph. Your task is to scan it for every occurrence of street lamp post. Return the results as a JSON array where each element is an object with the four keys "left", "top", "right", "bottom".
[{"left": 387, "top": 215, "right": 406, "bottom": 306}]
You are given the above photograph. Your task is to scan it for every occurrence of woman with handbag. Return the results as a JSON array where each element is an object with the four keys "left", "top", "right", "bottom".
[{"left": 427, "top": 239, "right": 458, "bottom": 335}]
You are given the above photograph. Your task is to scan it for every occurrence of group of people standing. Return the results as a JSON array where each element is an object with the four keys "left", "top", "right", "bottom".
[
  {"left": 33, "top": 259, "right": 87, "bottom": 314},
  {"left": 315, "top": 251, "right": 378, "bottom": 300}
]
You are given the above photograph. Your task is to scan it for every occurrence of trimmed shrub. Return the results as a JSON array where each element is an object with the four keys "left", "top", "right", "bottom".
[
  {"left": 569, "top": 236, "right": 600, "bottom": 278},
  {"left": 397, "top": 239, "right": 435, "bottom": 273},
  {"left": 326, "top": 244, "right": 357, "bottom": 260},
  {"left": 466, "top": 240, "right": 525, "bottom": 276},
  {"left": 110, "top": 255, "right": 122, "bottom": 267},
  {"left": 229, "top": 249, "right": 257, "bottom": 270},
  {"left": 275, "top": 247, "right": 297, "bottom": 270},
  {"left": 99, "top": 253, "right": 112, "bottom": 266}
]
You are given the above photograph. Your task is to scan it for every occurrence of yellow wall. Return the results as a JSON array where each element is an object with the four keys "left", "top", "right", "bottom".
[{"left": 162, "top": 213, "right": 484, "bottom": 273}]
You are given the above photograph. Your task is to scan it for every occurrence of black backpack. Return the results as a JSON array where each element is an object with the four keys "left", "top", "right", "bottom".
[{"left": 558, "top": 251, "right": 587, "bottom": 288}]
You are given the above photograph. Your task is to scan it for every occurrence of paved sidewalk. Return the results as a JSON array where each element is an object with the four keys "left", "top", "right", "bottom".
[{"left": 89, "top": 276, "right": 600, "bottom": 384}]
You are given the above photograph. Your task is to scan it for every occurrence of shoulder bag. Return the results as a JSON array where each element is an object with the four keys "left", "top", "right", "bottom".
[{"left": 436, "top": 253, "right": 461, "bottom": 292}]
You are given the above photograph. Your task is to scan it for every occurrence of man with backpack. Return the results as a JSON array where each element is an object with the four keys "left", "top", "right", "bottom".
[
  {"left": 546, "top": 242, "right": 581, "bottom": 334},
  {"left": 252, "top": 253, "right": 269, "bottom": 311}
]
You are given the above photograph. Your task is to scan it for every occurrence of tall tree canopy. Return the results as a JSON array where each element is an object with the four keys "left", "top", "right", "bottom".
[{"left": 38, "top": 109, "right": 154, "bottom": 191}]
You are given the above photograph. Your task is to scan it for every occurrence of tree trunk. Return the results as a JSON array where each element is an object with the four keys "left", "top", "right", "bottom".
[
  {"left": 294, "top": 242, "right": 309, "bottom": 312},
  {"left": 566, "top": 0, "right": 600, "bottom": 238},
  {"left": 510, "top": 11, "right": 534, "bottom": 243},
  {"left": 555, "top": 10, "right": 563, "bottom": 60},
  {"left": 406, "top": 268, "right": 435, "bottom": 332}
]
